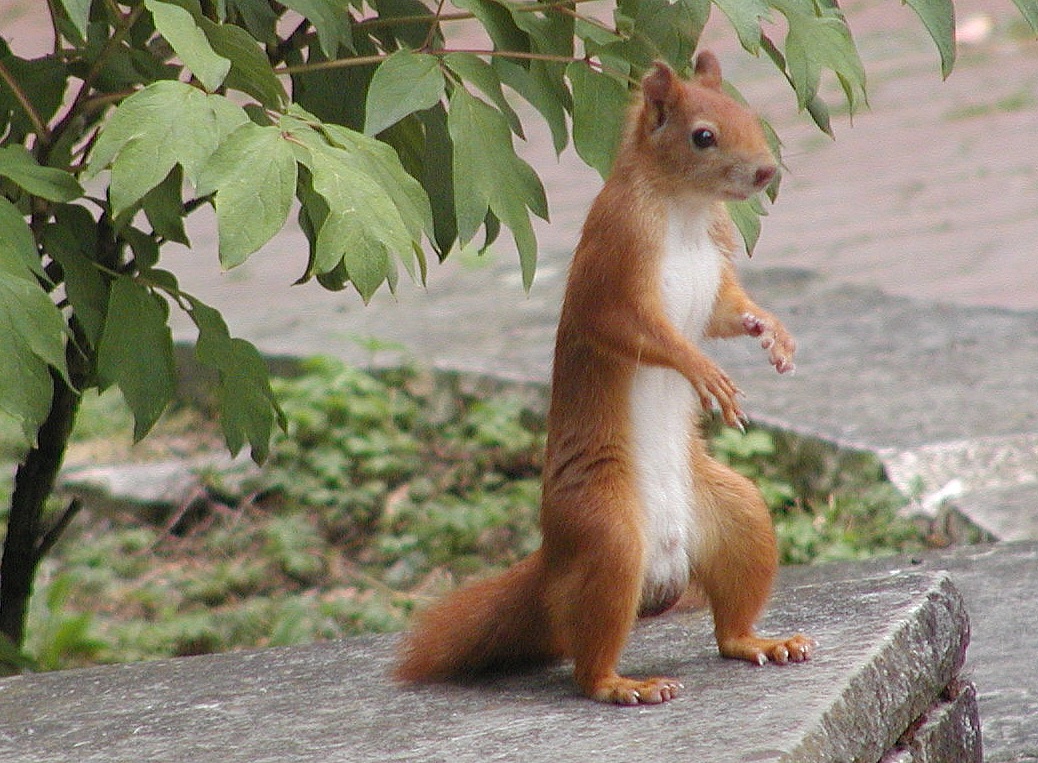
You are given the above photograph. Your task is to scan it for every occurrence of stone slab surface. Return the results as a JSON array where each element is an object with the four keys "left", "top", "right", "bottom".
[
  {"left": 785, "top": 542, "right": 1038, "bottom": 763},
  {"left": 0, "top": 572, "right": 966, "bottom": 763},
  {"left": 879, "top": 682, "right": 981, "bottom": 763},
  {"left": 952, "top": 484, "right": 1038, "bottom": 543}
]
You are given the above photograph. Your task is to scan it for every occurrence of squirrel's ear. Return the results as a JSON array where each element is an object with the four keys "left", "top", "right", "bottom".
[
  {"left": 693, "top": 50, "right": 723, "bottom": 90},
  {"left": 642, "top": 62, "right": 677, "bottom": 130},
  {"left": 642, "top": 62, "right": 676, "bottom": 103}
]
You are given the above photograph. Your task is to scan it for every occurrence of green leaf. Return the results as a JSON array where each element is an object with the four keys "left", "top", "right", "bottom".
[
  {"left": 453, "top": 0, "right": 530, "bottom": 52},
  {"left": 727, "top": 195, "right": 766, "bottom": 255},
  {"left": 283, "top": 107, "right": 433, "bottom": 285},
  {"left": 364, "top": 49, "right": 445, "bottom": 136},
  {"left": 447, "top": 88, "right": 546, "bottom": 290},
  {"left": 0, "top": 276, "right": 69, "bottom": 445},
  {"left": 96, "top": 278, "right": 176, "bottom": 441},
  {"left": 773, "top": 0, "right": 867, "bottom": 115},
  {"left": 0, "top": 145, "right": 84, "bottom": 202},
  {"left": 416, "top": 106, "right": 455, "bottom": 259},
  {"left": 200, "top": 16, "right": 288, "bottom": 108},
  {"left": 196, "top": 123, "right": 297, "bottom": 268},
  {"left": 0, "top": 197, "right": 46, "bottom": 283},
  {"left": 225, "top": 0, "right": 280, "bottom": 44},
  {"left": 805, "top": 93, "right": 833, "bottom": 137},
  {"left": 88, "top": 80, "right": 250, "bottom": 216},
  {"left": 309, "top": 157, "right": 410, "bottom": 301},
  {"left": 284, "top": 121, "right": 416, "bottom": 301},
  {"left": 370, "top": 0, "right": 444, "bottom": 49},
  {"left": 0, "top": 53, "right": 66, "bottom": 139},
  {"left": 567, "top": 62, "right": 628, "bottom": 178},
  {"left": 120, "top": 226, "right": 161, "bottom": 270},
  {"left": 444, "top": 52, "right": 524, "bottom": 138},
  {"left": 318, "top": 120, "right": 434, "bottom": 245},
  {"left": 712, "top": 0, "right": 771, "bottom": 53},
  {"left": 280, "top": 0, "right": 353, "bottom": 57},
  {"left": 508, "top": 1, "right": 574, "bottom": 59},
  {"left": 493, "top": 58, "right": 569, "bottom": 155},
  {"left": 141, "top": 166, "right": 190, "bottom": 245},
  {"left": 146, "top": 0, "right": 231, "bottom": 92},
  {"left": 619, "top": 0, "right": 709, "bottom": 68},
  {"left": 902, "top": 0, "right": 956, "bottom": 78},
  {"left": 1010, "top": 0, "right": 1038, "bottom": 32},
  {"left": 58, "top": 0, "right": 92, "bottom": 41},
  {"left": 575, "top": 16, "right": 623, "bottom": 47},
  {"left": 187, "top": 296, "right": 282, "bottom": 462},
  {"left": 43, "top": 205, "right": 109, "bottom": 347}
]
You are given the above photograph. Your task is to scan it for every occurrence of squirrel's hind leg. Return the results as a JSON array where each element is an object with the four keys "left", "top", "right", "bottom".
[
  {"left": 693, "top": 453, "right": 815, "bottom": 665},
  {"left": 546, "top": 503, "right": 682, "bottom": 705}
]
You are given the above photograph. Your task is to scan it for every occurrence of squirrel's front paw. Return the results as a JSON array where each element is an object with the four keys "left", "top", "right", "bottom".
[
  {"left": 742, "top": 313, "right": 795, "bottom": 374},
  {"left": 691, "top": 362, "right": 745, "bottom": 430}
]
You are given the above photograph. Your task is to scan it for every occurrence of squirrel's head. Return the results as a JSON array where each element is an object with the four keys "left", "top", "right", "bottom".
[{"left": 633, "top": 53, "right": 777, "bottom": 201}]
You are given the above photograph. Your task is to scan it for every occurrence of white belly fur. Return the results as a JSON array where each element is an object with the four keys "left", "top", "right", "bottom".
[{"left": 631, "top": 206, "right": 723, "bottom": 606}]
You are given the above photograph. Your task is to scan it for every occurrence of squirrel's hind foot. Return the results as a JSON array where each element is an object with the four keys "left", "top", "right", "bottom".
[
  {"left": 719, "top": 633, "right": 815, "bottom": 665},
  {"left": 587, "top": 674, "right": 684, "bottom": 705}
]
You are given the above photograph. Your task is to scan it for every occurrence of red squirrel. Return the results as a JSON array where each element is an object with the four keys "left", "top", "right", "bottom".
[{"left": 395, "top": 51, "right": 813, "bottom": 704}]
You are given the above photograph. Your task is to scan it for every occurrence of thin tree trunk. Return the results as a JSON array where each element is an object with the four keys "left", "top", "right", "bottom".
[{"left": 0, "top": 367, "right": 80, "bottom": 651}]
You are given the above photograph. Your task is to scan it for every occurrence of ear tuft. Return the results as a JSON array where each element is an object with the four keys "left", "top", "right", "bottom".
[
  {"left": 693, "top": 50, "right": 723, "bottom": 90},
  {"left": 642, "top": 62, "right": 677, "bottom": 103}
]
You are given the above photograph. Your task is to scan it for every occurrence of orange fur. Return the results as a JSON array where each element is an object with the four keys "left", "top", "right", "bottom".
[{"left": 395, "top": 52, "right": 813, "bottom": 705}]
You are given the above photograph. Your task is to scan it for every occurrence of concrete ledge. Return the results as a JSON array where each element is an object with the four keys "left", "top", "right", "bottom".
[
  {"left": 786, "top": 542, "right": 1038, "bottom": 763},
  {"left": 0, "top": 571, "right": 970, "bottom": 763},
  {"left": 879, "top": 681, "right": 982, "bottom": 763}
]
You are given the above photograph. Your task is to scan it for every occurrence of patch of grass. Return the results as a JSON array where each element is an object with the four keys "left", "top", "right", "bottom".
[
  {"left": 706, "top": 417, "right": 924, "bottom": 564},
  {"left": 9, "top": 357, "right": 932, "bottom": 672}
]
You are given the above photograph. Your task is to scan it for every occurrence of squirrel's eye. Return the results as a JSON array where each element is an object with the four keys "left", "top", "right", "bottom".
[{"left": 691, "top": 128, "right": 716, "bottom": 149}]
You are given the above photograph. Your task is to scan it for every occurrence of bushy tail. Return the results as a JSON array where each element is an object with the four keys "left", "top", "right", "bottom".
[{"left": 394, "top": 551, "right": 558, "bottom": 682}]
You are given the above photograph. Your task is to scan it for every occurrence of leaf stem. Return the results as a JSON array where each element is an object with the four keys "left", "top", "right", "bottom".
[
  {"left": 353, "top": 11, "right": 471, "bottom": 31},
  {"left": 419, "top": 0, "right": 449, "bottom": 52},
  {"left": 0, "top": 59, "right": 51, "bottom": 140},
  {"left": 278, "top": 48, "right": 584, "bottom": 76}
]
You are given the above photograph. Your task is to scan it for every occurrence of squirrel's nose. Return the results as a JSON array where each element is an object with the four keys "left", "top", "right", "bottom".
[{"left": 754, "top": 165, "right": 777, "bottom": 188}]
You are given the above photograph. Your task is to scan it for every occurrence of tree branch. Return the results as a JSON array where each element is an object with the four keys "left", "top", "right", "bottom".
[
  {"left": 34, "top": 499, "right": 84, "bottom": 564},
  {"left": 41, "top": 3, "right": 145, "bottom": 162}
]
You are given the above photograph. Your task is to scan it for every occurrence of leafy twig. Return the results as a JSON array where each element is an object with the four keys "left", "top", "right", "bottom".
[{"left": 42, "top": 3, "right": 146, "bottom": 161}]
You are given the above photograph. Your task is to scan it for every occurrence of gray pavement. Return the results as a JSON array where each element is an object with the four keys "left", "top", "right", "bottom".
[{"left": 0, "top": 568, "right": 974, "bottom": 763}]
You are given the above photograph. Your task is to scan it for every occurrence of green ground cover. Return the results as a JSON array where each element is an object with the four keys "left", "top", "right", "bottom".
[{"left": 2, "top": 357, "right": 933, "bottom": 672}]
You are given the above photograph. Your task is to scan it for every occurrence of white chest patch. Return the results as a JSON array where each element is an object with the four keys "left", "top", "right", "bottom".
[{"left": 630, "top": 206, "right": 724, "bottom": 610}]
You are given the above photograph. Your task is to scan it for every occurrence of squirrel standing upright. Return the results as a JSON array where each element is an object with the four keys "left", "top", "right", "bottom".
[{"left": 395, "top": 51, "right": 814, "bottom": 705}]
